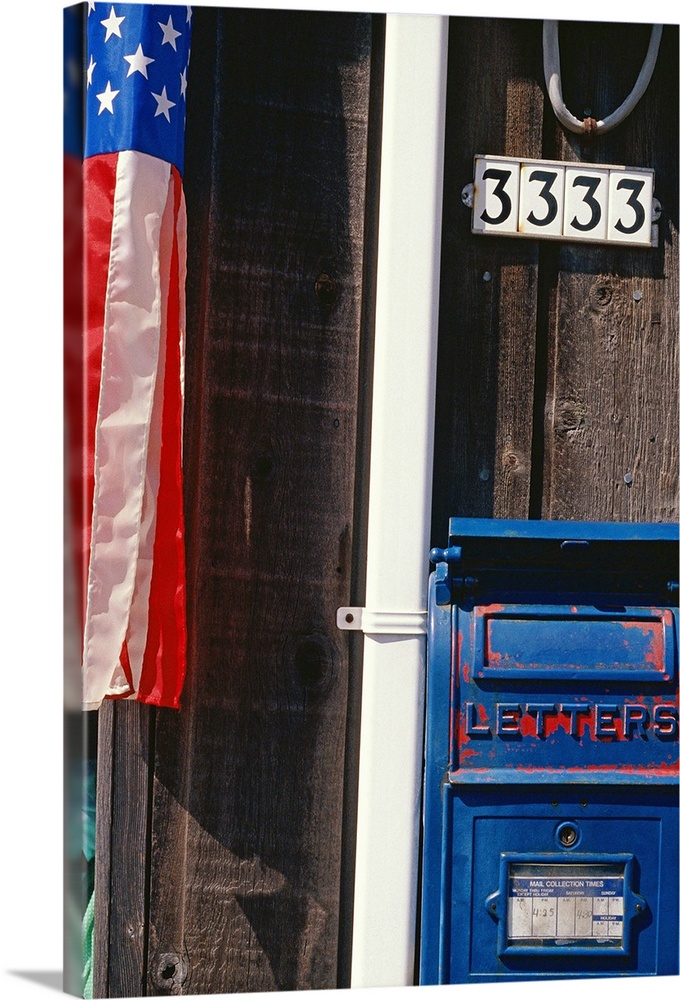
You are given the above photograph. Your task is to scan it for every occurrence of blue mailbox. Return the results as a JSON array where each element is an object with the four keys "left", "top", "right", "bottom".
[{"left": 420, "top": 519, "right": 679, "bottom": 983}]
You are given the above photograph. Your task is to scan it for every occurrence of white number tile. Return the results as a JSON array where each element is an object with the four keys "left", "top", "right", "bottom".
[
  {"left": 563, "top": 168, "right": 609, "bottom": 241},
  {"left": 519, "top": 164, "right": 564, "bottom": 237},
  {"left": 607, "top": 170, "right": 653, "bottom": 244},
  {"left": 472, "top": 157, "right": 520, "bottom": 234}
]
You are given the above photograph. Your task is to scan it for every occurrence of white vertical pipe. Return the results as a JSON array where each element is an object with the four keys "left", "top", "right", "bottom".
[{"left": 350, "top": 13, "right": 448, "bottom": 988}]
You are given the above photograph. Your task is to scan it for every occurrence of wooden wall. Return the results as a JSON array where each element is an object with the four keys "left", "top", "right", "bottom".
[
  {"left": 94, "top": 13, "right": 678, "bottom": 998},
  {"left": 432, "top": 17, "right": 678, "bottom": 533},
  {"left": 95, "top": 7, "right": 379, "bottom": 995}
]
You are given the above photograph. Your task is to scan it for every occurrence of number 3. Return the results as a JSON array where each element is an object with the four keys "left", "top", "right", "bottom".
[
  {"left": 614, "top": 178, "right": 646, "bottom": 235},
  {"left": 527, "top": 170, "right": 559, "bottom": 227},
  {"left": 480, "top": 168, "right": 513, "bottom": 225},
  {"left": 571, "top": 175, "right": 602, "bottom": 232}
]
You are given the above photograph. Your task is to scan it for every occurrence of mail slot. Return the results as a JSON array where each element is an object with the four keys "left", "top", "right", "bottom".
[{"left": 419, "top": 519, "right": 679, "bottom": 983}]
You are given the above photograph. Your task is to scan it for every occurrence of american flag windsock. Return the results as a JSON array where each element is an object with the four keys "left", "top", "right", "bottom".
[{"left": 82, "top": 3, "right": 192, "bottom": 709}]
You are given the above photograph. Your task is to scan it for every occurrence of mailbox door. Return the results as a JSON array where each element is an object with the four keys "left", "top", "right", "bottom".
[{"left": 420, "top": 519, "right": 679, "bottom": 984}]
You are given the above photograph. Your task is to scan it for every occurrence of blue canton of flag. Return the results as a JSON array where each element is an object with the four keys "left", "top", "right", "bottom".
[{"left": 85, "top": 3, "right": 192, "bottom": 175}]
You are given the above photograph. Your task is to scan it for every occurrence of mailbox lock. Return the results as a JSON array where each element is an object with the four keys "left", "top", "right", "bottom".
[{"left": 556, "top": 821, "right": 580, "bottom": 849}]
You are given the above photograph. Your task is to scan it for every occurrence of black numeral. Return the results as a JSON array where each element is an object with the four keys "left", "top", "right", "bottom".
[
  {"left": 614, "top": 178, "right": 646, "bottom": 235},
  {"left": 527, "top": 170, "right": 559, "bottom": 226},
  {"left": 571, "top": 175, "right": 602, "bottom": 232},
  {"left": 480, "top": 168, "right": 513, "bottom": 225}
]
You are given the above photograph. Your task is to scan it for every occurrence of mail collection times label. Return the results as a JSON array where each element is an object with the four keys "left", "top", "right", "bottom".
[{"left": 507, "top": 869, "right": 624, "bottom": 942}]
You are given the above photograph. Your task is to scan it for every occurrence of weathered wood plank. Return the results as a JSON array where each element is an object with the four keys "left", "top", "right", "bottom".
[
  {"left": 542, "top": 22, "right": 679, "bottom": 521},
  {"left": 94, "top": 701, "right": 153, "bottom": 998},
  {"left": 145, "top": 8, "right": 373, "bottom": 994},
  {"left": 431, "top": 17, "right": 545, "bottom": 533},
  {"left": 93, "top": 703, "right": 113, "bottom": 999}
]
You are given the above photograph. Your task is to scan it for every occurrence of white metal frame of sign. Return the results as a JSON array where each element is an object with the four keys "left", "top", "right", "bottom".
[{"left": 471, "top": 154, "right": 656, "bottom": 247}]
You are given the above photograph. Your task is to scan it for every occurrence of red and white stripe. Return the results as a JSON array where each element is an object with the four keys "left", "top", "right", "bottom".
[{"left": 83, "top": 149, "right": 187, "bottom": 710}]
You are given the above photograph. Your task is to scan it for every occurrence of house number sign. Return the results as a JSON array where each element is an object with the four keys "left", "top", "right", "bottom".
[{"left": 471, "top": 154, "right": 655, "bottom": 247}]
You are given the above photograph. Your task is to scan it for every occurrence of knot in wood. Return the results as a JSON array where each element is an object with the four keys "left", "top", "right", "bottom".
[
  {"left": 589, "top": 283, "right": 612, "bottom": 310},
  {"left": 294, "top": 636, "right": 333, "bottom": 693},
  {"left": 314, "top": 272, "right": 339, "bottom": 308},
  {"left": 555, "top": 399, "right": 587, "bottom": 435},
  {"left": 152, "top": 952, "right": 188, "bottom": 992},
  {"left": 284, "top": 633, "right": 335, "bottom": 701}
]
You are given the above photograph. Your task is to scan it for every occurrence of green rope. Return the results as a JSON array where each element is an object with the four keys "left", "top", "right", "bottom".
[
  {"left": 82, "top": 757, "right": 97, "bottom": 999},
  {"left": 83, "top": 887, "right": 95, "bottom": 999}
]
